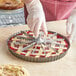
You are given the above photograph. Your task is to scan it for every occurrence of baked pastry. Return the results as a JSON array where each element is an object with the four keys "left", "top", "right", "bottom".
[
  {"left": 0, "top": 65, "right": 30, "bottom": 76},
  {"left": 7, "top": 30, "right": 70, "bottom": 62},
  {"left": 0, "top": 0, "right": 24, "bottom": 10}
]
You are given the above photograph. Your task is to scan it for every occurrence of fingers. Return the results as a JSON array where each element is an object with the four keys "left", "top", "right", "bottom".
[
  {"left": 30, "top": 19, "right": 38, "bottom": 31},
  {"left": 41, "top": 21, "right": 47, "bottom": 36},
  {"left": 27, "top": 18, "right": 47, "bottom": 38},
  {"left": 27, "top": 17, "right": 35, "bottom": 31},
  {"left": 66, "top": 20, "right": 72, "bottom": 35},
  {"left": 27, "top": 21, "right": 35, "bottom": 31},
  {"left": 33, "top": 20, "right": 47, "bottom": 37},
  {"left": 69, "top": 24, "right": 76, "bottom": 43},
  {"left": 34, "top": 19, "right": 41, "bottom": 37},
  {"left": 27, "top": 18, "right": 41, "bottom": 37}
]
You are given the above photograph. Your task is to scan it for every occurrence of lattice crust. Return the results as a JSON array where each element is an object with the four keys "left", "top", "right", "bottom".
[
  {"left": 0, "top": 0, "right": 24, "bottom": 10},
  {"left": 8, "top": 30, "right": 69, "bottom": 60},
  {"left": 0, "top": 65, "right": 30, "bottom": 76}
]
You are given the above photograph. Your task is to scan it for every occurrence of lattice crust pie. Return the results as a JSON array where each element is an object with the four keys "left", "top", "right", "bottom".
[
  {"left": 7, "top": 30, "right": 70, "bottom": 62},
  {"left": 0, "top": 0, "right": 24, "bottom": 10},
  {"left": 0, "top": 65, "right": 30, "bottom": 76}
]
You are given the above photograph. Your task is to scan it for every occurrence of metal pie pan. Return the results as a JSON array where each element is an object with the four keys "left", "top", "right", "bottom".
[{"left": 7, "top": 30, "right": 70, "bottom": 62}]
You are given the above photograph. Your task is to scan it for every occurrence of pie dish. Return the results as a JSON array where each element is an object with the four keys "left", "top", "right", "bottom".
[
  {"left": 7, "top": 30, "right": 70, "bottom": 62},
  {"left": 0, "top": 0, "right": 24, "bottom": 10},
  {"left": 0, "top": 65, "right": 30, "bottom": 76}
]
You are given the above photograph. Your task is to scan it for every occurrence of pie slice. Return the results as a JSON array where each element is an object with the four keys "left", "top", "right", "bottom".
[
  {"left": 0, "top": 0, "right": 24, "bottom": 10},
  {"left": 7, "top": 30, "right": 70, "bottom": 62},
  {"left": 0, "top": 65, "right": 30, "bottom": 76}
]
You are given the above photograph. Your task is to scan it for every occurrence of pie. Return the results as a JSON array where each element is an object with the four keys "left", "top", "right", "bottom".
[
  {"left": 0, "top": 0, "right": 24, "bottom": 10},
  {"left": 7, "top": 30, "right": 70, "bottom": 62},
  {"left": 0, "top": 65, "right": 30, "bottom": 76}
]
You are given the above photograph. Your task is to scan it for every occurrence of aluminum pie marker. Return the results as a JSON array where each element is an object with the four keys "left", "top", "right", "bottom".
[{"left": 7, "top": 30, "right": 70, "bottom": 62}]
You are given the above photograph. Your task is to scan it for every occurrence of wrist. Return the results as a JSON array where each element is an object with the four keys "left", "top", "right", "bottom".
[{"left": 26, "top": 0, "right": 44, "bottom": 14}]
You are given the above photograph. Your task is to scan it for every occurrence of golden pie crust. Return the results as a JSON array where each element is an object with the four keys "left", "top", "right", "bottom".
[
  {"left": 0, "top": 65, "right": 30, "bottom": 76},
  {"left": 0, "top": 0, "right": 24, "bottom": 10}
]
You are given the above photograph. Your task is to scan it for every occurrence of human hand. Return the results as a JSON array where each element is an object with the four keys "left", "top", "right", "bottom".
[
  {"left": 66, "top": 9, "right": 76, "bottom": 43},
  {"left": 26, "top": 0, "right": 47, "bottom": 37}
]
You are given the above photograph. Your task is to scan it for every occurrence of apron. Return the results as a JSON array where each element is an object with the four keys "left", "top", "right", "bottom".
[
  {"left": 0, "top": 8, "right": 25, "bottom": 27},
  {"left": 40, "top": 0, "right": 76, "bottom": 21}
]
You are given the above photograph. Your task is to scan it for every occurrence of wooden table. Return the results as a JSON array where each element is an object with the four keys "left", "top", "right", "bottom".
[{"left": 0, "top": 20, "right": 76, "bottom": 76}]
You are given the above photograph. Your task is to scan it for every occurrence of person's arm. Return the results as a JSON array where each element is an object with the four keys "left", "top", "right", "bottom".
[
  {"left": 66, "top": 8, "right": 76, "bottom": 43},
  {"left": 24, "top": 0, "right": 47, "bottom": 37}
]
